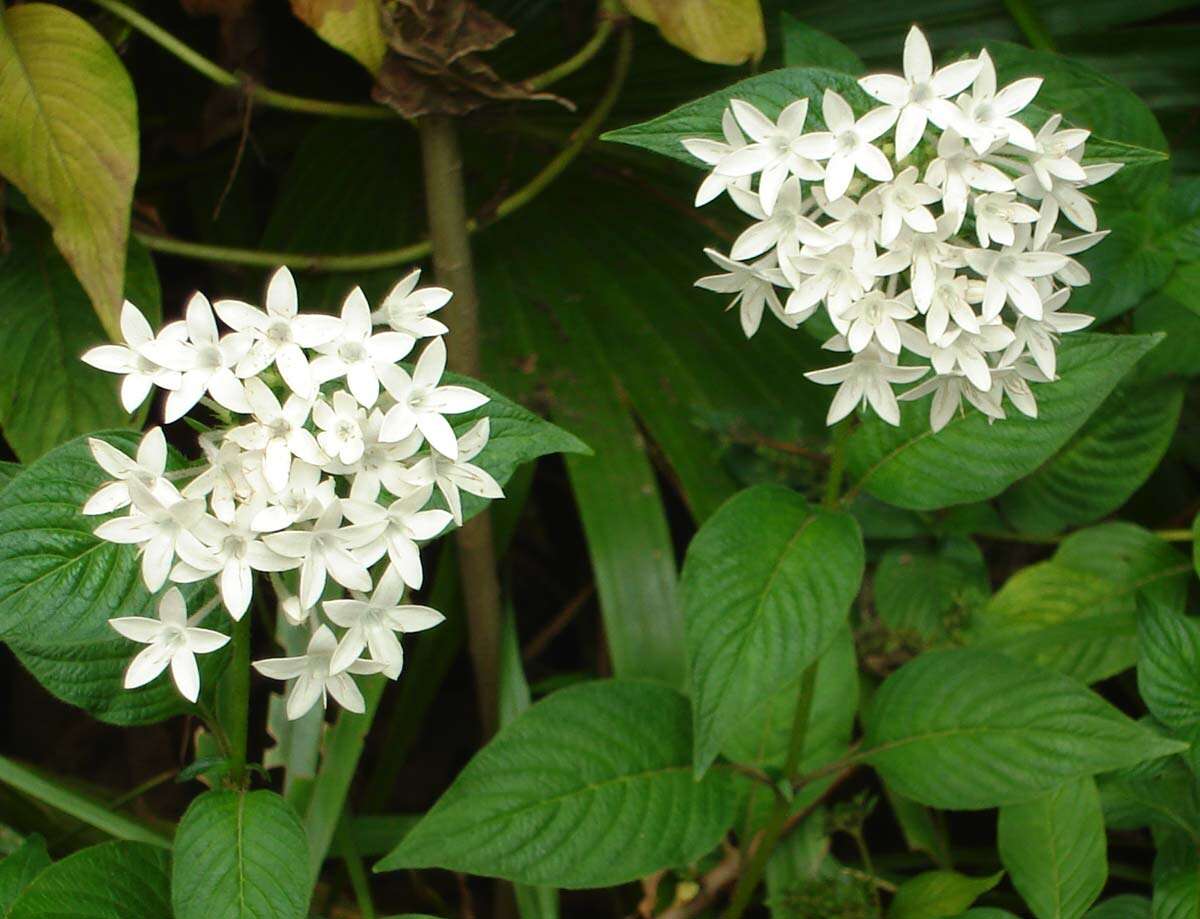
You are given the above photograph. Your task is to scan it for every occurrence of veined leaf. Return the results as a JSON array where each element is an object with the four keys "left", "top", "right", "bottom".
[
  {"left": 1133, "top": 262, "right": 1200, "bottom": 380},
  {"left": 0, "top": 834, "right": 50, "bottom": 911},
  {"left": 888, "top": 870, "right": 1003, "bottom": 919},
  {"left": 1137, "top": 601, "right": 1200, "bottom": 732},
  {"left": 845, "top": 334, "right": 1159, "bottom": 511},
  {"left": 376, "top": 680, "right": 738, "bottom": 887},
  {"left": 0, "top": 219, "right": 161, "bottom": 461},
  {"left": 1084, "top": 896, "right": 1151, "bottom": 919},
  {"left": 681, "top": 485, "right": 864, "bottom": 774},
  {"left": 7, "top": 841, "right": 170, "bottom": 919},
  {"left": 172, "top": 790, "right": 311, "bottom": 919},
  {"left": 997, "top": 777, "right": 1107, "bottom": 919},
  {"left": 1153, "top": 831, "right": 1200, "bottom": 919},
  {"left": 874, "top": 538, "right": 988, "bottom": 640},
  {"left": 864, "top": 649, "right": 1186, "bottom": 809},
  {"left": 1098, "top": 756, "right": 1200, "bottom": 839},
  {"left": 0, "top": 3, "right": 138, "bottom": 340},
  {"left": 603, "top": 66, "right": 870, "bottom": 165},
  {"left": 290, "top": 0, "right": 385, "bottom": 74},
  {"left": 972, "top": 524, "right": 1189, "bottom": 684},
  {"left": 999, "top": 381, "right": 1183, "bottom": 534},
  {"left": 0, "top": 432, "right": 222, "bottom": 724}
]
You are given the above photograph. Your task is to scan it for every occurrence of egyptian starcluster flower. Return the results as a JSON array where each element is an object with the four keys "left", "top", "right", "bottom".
[
  {"left": 81, "top": 267, "right": 501, "bottom": 717},
  {"left": 688, "top": 26, "right": 1116, "bottom": 432}
]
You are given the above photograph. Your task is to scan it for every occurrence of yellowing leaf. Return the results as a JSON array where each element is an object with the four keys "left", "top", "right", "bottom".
[
  {"left": 0, "top": 4, "right": 139, "bottom": 342},
  {"left": 291, "top": 0, "right": 386, "bottom": 74},
  {"left": 623, "top": 0, "right": 765, "bottom": 65}
]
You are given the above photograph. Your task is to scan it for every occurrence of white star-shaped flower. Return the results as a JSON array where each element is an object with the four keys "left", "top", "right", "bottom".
[
  {"left": 151, "top": 292, "right": 253, "bottom": 422},
  {"left": 401, "top": 419, "right": 504, "bottom": 527},
  {"left": 924, "top": 128, "right": 1012, "bottom": 216},
  {"left": 804, "top": 344, "right": 928, "bottom": 425},
  {"left": 682, "top": 108, "right": 752, "bottom": 206},
  {"left": 83, "top": 428, "right": 171, "bottom": 516},
  {"left": 858, "top": 26, "right": 980, "bottom": 159},
  {"left": 792, "top": 89, "right": 896, "bottom": 201},
  {"left": 325, "top": 569, "right": 444, "bottom": 679},
  {"left": 227, "top": 379, "right": 327, "bottom": 492},
  {"left": 899, "top": 371, "right": 1005, "bottom": 432},
  {"left": 371, "top": 269, "right": 452, "bottom": 340},
  {"left": 214, "top": 266, "right": 341, "bottom": 399},
  {"left": 965, "top": 244, "right": 1067, "bottom": 320},
  {"left": 343, "top": 485, "right": 452, "bottom": 591},
  {"left": 313, "top": 391, "right": 367, "bottom": 466},
  {"left": 715, "top": 98, "right": 825, "bottom": 214},
  {"left": 312, "top": 287, "right": 415, "bottom": 408},
  {"left": 110, "top": 588, "right": 229, "bottom": 702},
  {"left": 729, "top": 177, "right": 833, "bottom": 262},
  {"left": 253, "top": 625, "right": 385, "bottom": 720},
  {"left": 263, "top": 502, "right": 383, "bottom": 610},
  {"left": 377, "top": 337, "right": 488, "bottom": 458},
  {"left": 955, "top": 49, "right": 1041, "bottom": 153},
  {"left": 973, "top": 191, "right": 1039, "bottom": 248},
  {"left": 1000, "top": 287, "right": 1093, "bottom": 377},
  {"left": 694, "top": 248, "right": 794, "bottom": 336},
  {"left": 877, "top": 166, "right": 941, "bottom": 244},
  {"left": 93, "top": 480, "right": 210, "bottom": 592},
  {"left": 81, "top": 301, "right": 182, "bottom": 412},
  {"left": 833, "top": 290, "right": 916, "bottom": 354}
]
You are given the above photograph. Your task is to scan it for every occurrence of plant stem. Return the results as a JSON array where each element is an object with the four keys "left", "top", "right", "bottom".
[
  {"left": 979, "top": 527, "right": 1194, "bottom": 545},
  {"left": 1003, "top": 0, "right": 1057, "bottom": 52},
  {"left": 526, "top": 0, "right": 624, "bottom": 90},
  {"left": 723, "top": 663, "right": 818, "bottom": 919},
  {"left": 417, "top": 114, "right": 504, "bottom": 738},
  {"left": 336, "top": 814, "right": 378, "bottom": 919},
  {"left": 822, "top": 419, "right": 854, "bottom": 509},
  {"left": 132, "top": 26, "right": 633, "bottom": 271},
  {"left": 0, "top": 755, "right": 173, "bottom": 848},
  {"left": 225, "top": 612, "right": 251, "bottom": 787}
]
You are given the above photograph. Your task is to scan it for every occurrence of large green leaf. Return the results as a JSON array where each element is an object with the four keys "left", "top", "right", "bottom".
[
  {"left": 1098, "top": 757, "right": 1200, "bottom": 839},
  {"left": 998, "top": 381, "right": 1182, "bottom": 534},
  {"left": 681, "top": 485, "right": 863, "bottom": 774},
  {"left": 0, "top": 432, "right": 220, "bottom": 723},
  {"left": 172, "top": 790, "right": 311, "bottom": 919},
  {"left": 888, "top": 870, "right": 1003, "bottom": 919},
  {"left": 1133, "top": 263, "right": 1200, "bottom": 380},
  {"left": 1153, "top": 831, "right": 1200, "bottom": 919},
  {"left": 1138, "top": 602, "right": 1200, "bottom": 733},
  {"left": 0, "top": 834, "right": 50, "bottom": 912},
  {"left": 1085, "top": 897, "right": 1151, "bottom": 919},
  {"left": 874, "top": 538, "right": 988, "bottom": 640},
  {"left": 845, "top": 334, "right": 1159, "bottom": 511},
  {"left": 0, "top": 219, "right": 161, "bottom": 461},
  {"left": 7, "top": 841, "right": 170, "bottom": 919},
  {"left": 997, "top": 777, "right": 1107, "bottom": 919},
  {"left": 863, "top": 649, "right": 1186, "bottom": 809},
  {"left": 376, "top": 680, "right": 738, "bottom": 887},
  {"left": 971, "top": 524, "right": 1189, "bottom": 684},
  {"left": 780, "top": 14, "right": 864, "bottom": 73},
  {"left": 0, "top": 3, "right": 138, "bottom": 340},
  {"left": 603, "top": 66, "right": 871, "bottom": 165}
]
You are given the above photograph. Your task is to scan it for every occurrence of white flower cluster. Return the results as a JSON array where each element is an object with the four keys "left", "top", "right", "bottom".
[
  {"left": 687, "top": 26, "right": 1119, "bottom": 431},
  {"left": 81, "top": 267, "right": 502, "bottom": 718}
]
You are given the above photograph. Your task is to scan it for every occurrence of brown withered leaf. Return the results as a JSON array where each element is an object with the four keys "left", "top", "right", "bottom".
[{"left": 371, "top": 0, "right": 564, "bottom": 118}]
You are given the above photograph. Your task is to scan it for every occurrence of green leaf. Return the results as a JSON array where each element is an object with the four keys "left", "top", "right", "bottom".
[
  {"left": 887, "top": 870, "right": 1003, "bottom": 919},
  {"left": 376, "top": 680, "right": 738, "bottom": 887},
  {"left": 1132, "top": 263, "right": 1200, "bottom": 380},
  {"left": 845, "top": 334, "right": 1159, "bottom": 511},
  {"left": 1084, "top": 896, "right": 1151, "bottom": 919},
  {"left": 289, "top": 0, "right": 385, "bottom": 73},
  {"left": 998, "top": 381, "right": 1183, "bottom": 534},
  {"left": 0, "top": 218, "right": 161, "bottom": 461},
  {"left": 442, "top": 371, "right": 589, "bottom": 527},
  {"left": 681, "top": 485, "right": 863, "bottom": 774},
  {"left": 172, "top": 789, "right": 311, "bottom": 919},
  {"left": 0, "top": 3, "right": 139, "bottom": 340},
  {"left": 0, "top": 834, "right": 50, "bottom": 911},
  {"left": 1138, "top": 602, "right": 1200, "bottom": 732},
  {"left": 971, "top": 524, "right": 1189, "bottom": 684},
  {"left": 7, "top": 841, "right": 170, "bottom": 919},
  {"left": 1153, "top": 831, "right": 1200, "bottom": 919},
  {"left": 997, "top": 777, "right": 1107, "bottom": 919},
  {"left": 0, "top": 461, "right": 20, "bottom": 492},
  {"left": 780, "top": 14, "right": 864, "bottom": 73},
  {"left": 1098, "top": 756, "right": 1200, "bottom": 839},
  {"left": 864, "top": 649, "right": 1187, "bottom": 809},
  {"left": 603, "top": 66, "right": 871, "bottom": 165},
  {"left": 0, "top": 432, "right": 221, "bottom": 724},
  {"left": 874, "top": 538, "right": 988, "bottom": 640}
]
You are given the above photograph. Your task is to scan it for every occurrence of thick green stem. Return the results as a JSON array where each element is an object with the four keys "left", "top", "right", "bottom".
[
  {"left": 224, "top": 612, "right": 252, "bottom": 787},
  {"left": 417, "top": 113, "right": 504, "bottom": 739},
  {"left": 723, "top": 664, "right": 818, "bottom": 919},
  {"left": 823, "top": 419, "right": 855, "bottom": 509}
]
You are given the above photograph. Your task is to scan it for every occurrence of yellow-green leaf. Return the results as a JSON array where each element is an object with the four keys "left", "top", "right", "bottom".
[
  {"left": 0, "top": 3, "right": 138, "bottom": 342},
  {"left": 623, "top": 0, "right": 765, "bottom": 65},
  {"left": 290, "top": 0, "right": 386, "bottom": 74}
]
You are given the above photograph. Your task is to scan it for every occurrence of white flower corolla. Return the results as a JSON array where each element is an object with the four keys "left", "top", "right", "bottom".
[
  {"left": 83, "top": 428, "right": 171, "bottom": 516},
  {"left": 214, "top": 267, "right": 341, "bottom": 399},
  {"left": 82, "top": 265, "right": 498, "bottom": 712},
  {"left": 110, "top": 588, "right": 228, "bottom": 702},
  {"left": 343, "top": 485, "right": 452, "bottom": 591},
  {"left": 686, "top": 25, "right": 1117, "bottom": 429},
  {"left": 254, "top": 625, "right": 386, "bottom": 720},
  {"left": 716, "top": 99, "right": 824, "bottom": 214},
  {"left": 683, "top": 108, "right": 751, "bottom": 206},
  {"left": 858, "top": 25, "right": 980, "bottom": 158},
  {"left": 694, "top": 249, "right": 794, "bottom": 338},
  {"left": 371, "top": 269, "right": 451, "bottom": 339},
  {"left": 152, "top": 292, "right": 253, "bottom": 422},
  {"left": 377, "top": 337, "right": 489, "bottom": 458},
  {"left": 311, "top": 287, "right": 415, "bottom": 408},
  {"left": 82, "top": 301, "right": 182, "bottom": 412},
  {"left": 402, "top": 419, "right": 504, "bottom": 527},
  {"left": 325, "top": 569, "right": 444, "bottom": 679}
]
